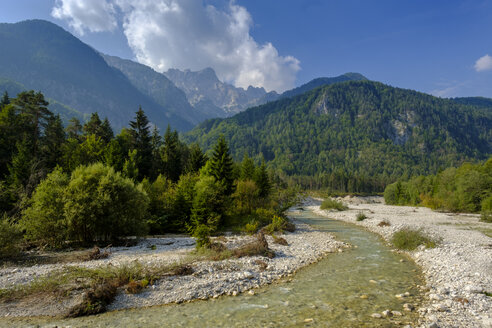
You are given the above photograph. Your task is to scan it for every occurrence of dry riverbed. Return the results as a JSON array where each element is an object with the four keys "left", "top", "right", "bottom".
[
  {"left": 311, "top": 196, "right": 492, "bottom": 328},
  {"left": 0, "top": 221, "right": 348, "bottom": 318}
]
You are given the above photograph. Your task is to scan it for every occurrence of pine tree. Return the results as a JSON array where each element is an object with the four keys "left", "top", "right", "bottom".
[
  {"left": 254, "top": 160, "right": 271, "bottom": 198},
  {"left": 83, "top": 113, "right": 102, "bottom": 137},
  {"left": 40, "top": 114, "right": 66, "bottom": 170},
  {"left": 128, "top": 107, "right": 152, "bottom": 179},
  {"left": 12, "top": 91, "right": 52, "bottom": 156},
  {"left": 161, "top": 125, "right": 181, "bottom": 182},
  {"left": 240, "top": 153, "right": 255, "bottom": 180},
  {"left": 0, "top": 91, "right": 9, "bottom": 108},
  {"left": 210, "top": 135, "right": 235, "bottom": 196},
  {"left": 187, "top": 143, "right": 207, "bottom": 174},
  {"left": 66, "top": 117, "right": 83, "bottom": 140}
]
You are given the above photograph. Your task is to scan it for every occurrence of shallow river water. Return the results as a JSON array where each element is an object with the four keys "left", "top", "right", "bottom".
[{"left": 6, "top": 209, "right": 424, "bottom": 327}]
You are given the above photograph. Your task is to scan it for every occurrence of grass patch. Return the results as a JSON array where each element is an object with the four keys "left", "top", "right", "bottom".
[
  {"left": 356, "top": 212, "right": 368, "bottom": 221},
  {"left": 391, "top": 228, "right": 438, "bottom": 251},
  {"left": 262, "top": 216, "right": 295, "bottom": 235},
  {"left": 272, "top": 235, "right": 288, "bottom": 246},
  {"left": 320, "top": 198, "right": 348, "bottom": 211}
]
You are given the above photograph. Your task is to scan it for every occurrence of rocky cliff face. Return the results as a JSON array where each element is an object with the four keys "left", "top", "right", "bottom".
[{"left": 164, "top": 67, "right": 278, "bottom": 117}]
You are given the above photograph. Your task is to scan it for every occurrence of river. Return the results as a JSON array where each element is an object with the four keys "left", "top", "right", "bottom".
[{"left": 5, "top": 209, "right": 424, "bottom": 327}]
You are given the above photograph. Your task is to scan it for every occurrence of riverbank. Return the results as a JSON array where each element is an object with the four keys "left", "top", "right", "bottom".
[
  {"left": 0, "top": 221, "right": 348, "bottom": 318},
  {"left": 310, "top": 197, "right": 492, "bottom": 328}
]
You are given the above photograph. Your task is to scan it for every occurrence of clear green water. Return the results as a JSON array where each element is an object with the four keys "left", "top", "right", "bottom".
[{"left": 5, "top": 210, "right": 424, "bottom": 327}]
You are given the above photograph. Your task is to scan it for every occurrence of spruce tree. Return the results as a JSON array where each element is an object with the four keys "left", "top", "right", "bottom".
[
  {"left": 129, "top": 107, "right": 152, "bottom": 179},
  {"left": 240, "top": 153, "right": 255, "bottom": 180},
  {"left": 210, "top": 135, "right": 235, "bottom": 195},
  {"left": 8, "top": 135, "right": 33, "bottom": 188},
  {"left": 100, "top": 118, "right": 114, "bottom": 144},
  {"left": 161, "top": 125, "right": 181, "bottom": 182},
  {"left": 83, "top": 113, "right": 102, "bottom": 137},
  {"left": 187, "top": 143, "right": 207, "bottom": 173},
  {"left": 254, "top": 160, "right": 271, "bottom": 198}
]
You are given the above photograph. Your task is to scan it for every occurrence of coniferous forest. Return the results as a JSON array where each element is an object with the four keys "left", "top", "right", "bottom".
[{"left": 0, "top": 90, "right": 298, "bottom": 256}]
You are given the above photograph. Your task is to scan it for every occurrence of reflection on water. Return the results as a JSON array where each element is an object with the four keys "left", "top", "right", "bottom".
[{"left": 5, "top": 210, "right": 424, "bottom": 327}]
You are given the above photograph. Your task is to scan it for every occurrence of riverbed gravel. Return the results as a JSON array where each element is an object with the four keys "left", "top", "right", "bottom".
[
  {"left": 311, "top": 196, "right": 492, "bottom": 328},
  {"left": 0, "top": 221, "right": 348, "bottom": 317}
]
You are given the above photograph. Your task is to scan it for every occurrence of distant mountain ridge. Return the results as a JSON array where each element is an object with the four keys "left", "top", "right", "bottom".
[
  {"left": 164, "top": 67, "right": 279, "bottom": 117},
  {"left": 0, "top": 19, "right": 193, "bottom": 131}
]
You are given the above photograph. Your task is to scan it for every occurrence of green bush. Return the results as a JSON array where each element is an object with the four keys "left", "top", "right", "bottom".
[
  {"left": 21, "top": 167, "right": 69, "bottom": 247},
  {"left": 263, "top": 215, "right": 295, "bottom": 234},
  {"left": 189, "top": 175, "right": 225, "bottom": 236},
  {"left": 244, "top": 220, "right": 259, "bottom": 235},
  {"left": 481, "top": 195, "right": 492, "bottom": 223},
  {"left": 320, "top": 198, "right": 348, "bottom": 211},
  {"left": 0, "top": 215, "right": 23, "bottom": 258},
  {"left": 391, "top": 228, "right": 438, "bottom": 251},
  {"left": 192, "top": 224, "right": 212, "bottom": 249},
  {"left": 64, "top": 163, "right": 149, "bottom": 244},
  {"left": 356, "top": 212, "right": 368, "bottom": 221}
]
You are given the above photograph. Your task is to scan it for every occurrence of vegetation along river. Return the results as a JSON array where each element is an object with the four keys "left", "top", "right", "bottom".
[{"left": 6, "top": 209, "right": 424, "bottom": 327}]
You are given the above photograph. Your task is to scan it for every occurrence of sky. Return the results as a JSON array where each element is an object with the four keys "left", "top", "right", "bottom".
[{"left": 1, "top": 0, "right": 492, "bottom": 97}]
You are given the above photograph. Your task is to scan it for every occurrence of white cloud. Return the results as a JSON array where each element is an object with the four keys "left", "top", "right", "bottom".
[
  {"left": 474, "top": 54, "right": 492, "bottom": 72},
  {"left": 51, "top": 0, "right": 117, "bottom": 35},
  {"left": 51, "top": 0, "right": 300, "bottom": 92}
]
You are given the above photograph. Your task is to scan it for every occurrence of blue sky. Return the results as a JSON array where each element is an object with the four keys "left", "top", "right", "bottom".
[{"left": 2, "top": 0, "right": 492, "bottom": 97}]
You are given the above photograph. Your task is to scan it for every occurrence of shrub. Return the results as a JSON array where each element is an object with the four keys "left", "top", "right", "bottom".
[
  {"left": 356, "top": 212, "right": 368, "bottom": 221},
  {"left": 480, "top": 195, "right": 492, "bottom": 223},
  {"left": 320, "top": 198, "right": 348, "bottom": 211},
  {"left": 263, "top": 215, "right": 295, "bottom": 234},
  {"left": 244, "top": 220, "right": 259, "bottom": 235},
  {"left": 272, "top": 235, "right": 288, "bottom": 246},
  {"left": 232, "top": 180, "right": 260, "bottom": 215},
  {"left": 64, "top": 163, "right": 149, "bottom": 244},
  {"left": 0, "top": 215, "right": 23, "bottom": 259},
  {"left": 391, "top": 228, "right": 438, "bottom": 251},
  {"left": 192, "top": 224, "right": 212, "bottom": 249},
  {"left": 21, "top": 167, "right": 69, "bottom": 247}
]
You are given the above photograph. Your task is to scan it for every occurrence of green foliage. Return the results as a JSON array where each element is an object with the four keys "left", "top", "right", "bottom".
[
  {"left": 209, "top": 135, "right": 235, "bottom": 196},
  {"left": 263, "top": 215, "right": 295, "bottom": 234},
  {"left": 320, "top": 198, "right": 348, "bottom": 211},
  {"left": 254, "top": 160, "right": 271, "bottom": 198},
  {"left": 129, "top": 107, "right": 152, "bottom": 179},
  {"left": 8, "top": 135, "right": 33, "bottom": 188},
  {"left": 40, "top": 114, "right": 65, "bottom": 170},
  {"left": 481, "top": 195, "right": 492, "bottom": 223},
  {"left": 240, "top": 154, "right": 255, "bottom": 180},
  {"left": 185, "top": 81, "right": 492, "bottom": 192},
  {"left": 244, "top": 220, "right": 259, "bottom": 235},
  {"left": 232, "top": 180, "right": 260, "bottom": 215},
  {"left": 356, "top": 212, "right": 368, "bottom": 221},
  {"left": 190, "top": 176, "right": 225, "bottom": 236},
  {"left": 122, "top": 149, "right": 139, "bottom": 181},
  {"left": 192, "top": 224, "right": 212, "bottom": 249},
  {"left": 187, "top": 143, "right": 207, "bottom": 174},
  {"left": 391, "top": 228, "right": 438, "bottom": 250},
  {"left": 21, "top": 167, "right": 69, "bottom": 247},
  {"left": 0, "top": 214, "right": 23, "bottom": 259},
  {"left": 64, "top": 163, "right": 149, "bottom": 243},
  {"left": 384, "top": 157, "right": 492, "bottom": 213},
  {"left": 161, "top": 125, "right": 182, "bottom": 182}
]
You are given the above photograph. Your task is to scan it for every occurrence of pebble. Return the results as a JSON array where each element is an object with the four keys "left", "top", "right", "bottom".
[{"left": 371, "top": 313, "right": 382, "bottom": 319}]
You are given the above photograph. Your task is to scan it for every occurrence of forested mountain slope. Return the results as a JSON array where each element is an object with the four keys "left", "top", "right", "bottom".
[
  {"left": 0, "top": 20, "right": 192, "bottom": 131},
  {"left": 186, "top": 81, "right": 492, "bottom": 191}
]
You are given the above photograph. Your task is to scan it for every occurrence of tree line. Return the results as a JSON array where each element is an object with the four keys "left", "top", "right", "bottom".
[
  {"left": 384, "top": 157, "right": 492, "bottom": 222},
  {"left": 0, "top": 91, "right": 297, "bottom": 255}
]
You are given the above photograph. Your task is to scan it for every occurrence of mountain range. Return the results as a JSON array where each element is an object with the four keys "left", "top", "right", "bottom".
[
  {"left": 0, "top": 19, "right": 375, "bottom": 131},
  {"left": 185, "top": 80, "right": 492, "bottom": 190}
]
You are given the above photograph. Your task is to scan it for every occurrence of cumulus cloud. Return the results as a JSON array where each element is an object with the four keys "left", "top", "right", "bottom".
[
  {"left": 51, "top": 0, "right": 117, "bottom": 35},
  {"left": 51, "top": 0, "right": 300, "bottom": 92},
  {"left": 474, "top": 54, "right": 492, "bottom": 72}
]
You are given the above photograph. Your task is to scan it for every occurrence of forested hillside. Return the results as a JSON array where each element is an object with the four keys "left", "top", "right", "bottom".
[
  {"left": 186, "top": 81, "right": 492, "bottom": 192},
  {"left": 0, "top": 20, "right": 192, "bottom": 131}
]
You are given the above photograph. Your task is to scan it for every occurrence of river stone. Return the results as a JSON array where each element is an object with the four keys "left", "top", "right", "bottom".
[
  {"left": 381, "top": 310, "right": 392, "bottom": 318},
  {"left": 360, "top": 294, "right": 368, "bottom": 299},
  {"left": 371, "top": 313, "right": 382, "bottom": 319},
  {"left": 403, "top": 303, "right": 415, "bottom": 311},
  {"left": 391, "top": 311, "right": 403, "bottom": 316}
]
